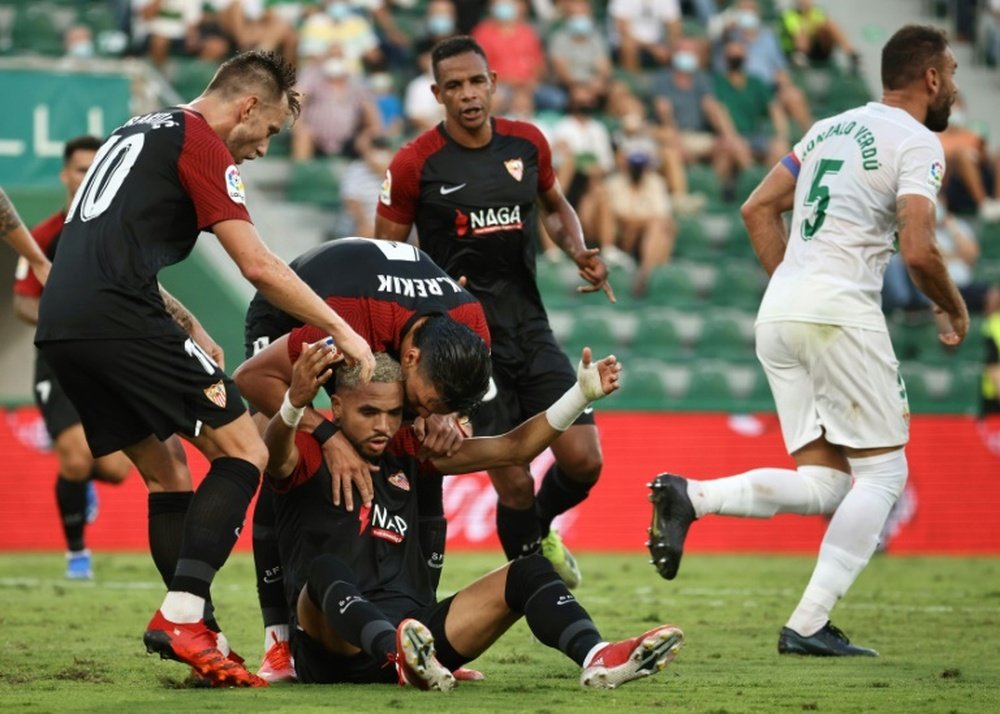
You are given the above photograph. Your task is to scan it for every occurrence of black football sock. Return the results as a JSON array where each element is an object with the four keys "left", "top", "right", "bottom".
[
  {"left": 535, "top": 465, "right": 594, "bottom": 535},
  {"left": 307, "top": 554, "right": 396, "bottom": 662},
  {"left": 416, "top": 474, "right": 447, "bottom": 592},
  {"left": 496, "top": 502, "right": 542, "bottom": 560},
  {"left": 505, "top": 554, "right": 602, "bottom": 666},
  {"left": 253, "top": 486, "right": 287, "bottom": 628},
  {"left": 169, "top": 457, "right": 260, "bottom": 600},
  {"left": 148, "top": 491, "right": 193, "bottom": 587},
  {"left": 56, "top": 476, "right": 88, "bottom": 552}
]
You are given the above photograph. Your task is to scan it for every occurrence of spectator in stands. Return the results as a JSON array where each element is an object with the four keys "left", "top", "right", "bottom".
[
  {"left": 604, "top": 147, "right": 677, "bottom": 296},
  {"left": 939, "top": 97, "right": 1000, "bottom": 222},
  {"left": 609, "top": 0, "right": 682, "bottom": 71},
  {"left": 132, "top": 0, "right": 203, "bottom": 68},
  {"left": 883, "top": 197, "right": 991, "bottom": 314},
  {"left": 63, "top": 25, "right": 96, "bottom": 59},
  {"left": 711, "top": 0, "right": 812, "bottom": 134},
  {"left": 981, "top": 285, "right": 1000, "bottom": 418},
  {"left": 420, "top": 0, "right": 459, "bottom": 46},
  {"left": 713, "top": 39, "right": 788, "bottom": 168},
  {"left": 779, "top": 0, "right": 858, "bottom": 70},
  {"left": 404, "top": 40, "right": 444, "bottom": 133},
  {"left": 472, "top": 0, "right": 546, "bottom": 102},
  {"left": 292, "top": 52, "right": 382, "bottom": 161},
  {"left": 547, "top": 0, "right": 612, "bottom": 104},
  {"left": 340, "top": 136, "right": 394, "bottom": 238},
  {"left": 369, "top": 71, "right": 404, "bottom": 139},
  {"left": 552, "top": 82, "right": 616, "bottom": 254},
  {"left": 651, "top": 38, "right": 751, "bottom": 202},
  {"left": 211, "top": 0, "right": 298, "bottom": 64},
  {"left": 298, "top": 0, "right": 383, "bottom": 73}
]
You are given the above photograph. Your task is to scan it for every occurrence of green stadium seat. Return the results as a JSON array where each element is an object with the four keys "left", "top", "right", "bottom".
[
  {"left": 11, "top": 4, "right": 63, "bottom": 55},
  {"left": 673, "top": 215, "right": 715, "bottom": 260},
  {"left": 616, "top": 362, "right": 671, "bottom": 410},
  {"left": 697, "top": 315, "right": 752, "bottom": 361},
  {"left": 735, "top": 166, "right": 768, "bottom": 205},
  {"left": 644, "top": 264, "right": 702, "bottom": 308},
  {"left": 685, "top": 164, "right": 722, "bottom": 203},
  {"left": 629, "top": 315, "right": 688, "bottom": 361},
  {"left": 286, "top": 160, "right": 340, "bottom": 206},
  {"left": 737, "top": 368, "right": 775, "bottom": 412},
  {"left": 536, "top": 260, "right": 573, "bottom": 308},
  {"left": 564, "top": 313, "right": 618, "bottom": 358},
  {"left": 682, "top": 364, "right": 733, "bottom": 411},
  {"left": 712, "top": 262, "right": 766, "bottom": 309},
  {"left": 979, "top": 222, "right": 1000, "bottom": 259},
  {"left": 171, "top": 59, "right": 220, "bottom": 104}
]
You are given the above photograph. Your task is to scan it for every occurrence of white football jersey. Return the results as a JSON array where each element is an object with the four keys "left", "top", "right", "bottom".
[{"left": 756, "top": 102, "right": 945, "bottom": 331}]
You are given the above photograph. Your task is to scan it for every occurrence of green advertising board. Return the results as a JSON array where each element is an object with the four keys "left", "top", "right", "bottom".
[{"left": 0, "top": 68, "right": 130, "bottom": 186}]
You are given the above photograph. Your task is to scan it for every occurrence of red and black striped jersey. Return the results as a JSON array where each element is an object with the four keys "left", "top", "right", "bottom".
[{"left": 37, "top": 108, "right": 251, "bottom": 341}]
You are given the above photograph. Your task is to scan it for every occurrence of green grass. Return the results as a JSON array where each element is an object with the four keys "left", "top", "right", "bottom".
[{"left": 2, "top": 552, "right": 999, "bottom": 712}]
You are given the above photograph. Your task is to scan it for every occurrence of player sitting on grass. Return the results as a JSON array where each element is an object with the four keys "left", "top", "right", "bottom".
[{"left": 264, "top": 345, "right": 683, "bottom": 690}]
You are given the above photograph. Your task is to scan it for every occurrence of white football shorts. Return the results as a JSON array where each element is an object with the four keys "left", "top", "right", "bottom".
[{"left": 755, "top": 321, "right": 910, "bottom": 453}]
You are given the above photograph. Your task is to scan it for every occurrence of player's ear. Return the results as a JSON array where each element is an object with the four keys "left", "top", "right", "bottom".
[
  {"left": 489, "top": 70, "right": 498, "bottom": 95},
  {"left": 239, "top": 95, "right": 259, "bottom": 123},
  {"left": 431, "top": 82, "right": 443, "bottom": 105},
  {"left": 330, "top": 394, "right": 343, "bottom": 422}
]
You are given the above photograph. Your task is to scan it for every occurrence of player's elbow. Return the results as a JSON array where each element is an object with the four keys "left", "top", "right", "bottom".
[
  {"left": 900, "top": 241, "right": 941, "bottom": 274},
  {"left": 740, "top": 195, "right": 764, "bottom": 226}
]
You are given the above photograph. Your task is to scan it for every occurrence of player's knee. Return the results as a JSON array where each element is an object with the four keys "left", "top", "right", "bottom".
[
  {"left": 798, "top": 465, "right": 852, "bottom": 514},
  {"left": 491, "top": 470, "right": 536, "bottom": 506},
  {"left": 848, "top": 449, "right": 908, "bottom": 504},
  {"left": 58, "top": 450, "right": 94, "bottom": 481},
  {"left": 556, "top": 450, "right": 603, "bottom": 487},
  {"left": 306, "top": 554, "right": 356, "bottom": 605},
  {"left": 504, "top": 553, "right": 561, "bottom": 614},
  {"left": 237, "top": 439, "right": 269, "bottom": 473},
  {"left": 92, "top": 454, "right": 132, "bottom": 484}
]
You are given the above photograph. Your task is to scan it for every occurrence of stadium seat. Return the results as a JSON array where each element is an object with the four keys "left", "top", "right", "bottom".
[
  {"left": 712, "top": 262, "right": 766, "bottom": 309},
  {"left": 681, "top": 363, "right": 734, "bottom": 411},
  {"left": 616, "top": 362, "right": 671, "bottom": 410},
  {"left": 629, "top": 315, "right": 688, "bottom": 362},
  {"left": 735, "top": 166, "right": 768, "bottom": 204},
  {"left": 685, "top": 164, "right": 722, "bottom": 204},
  {"left": 673, "top": 215, "right": 715, "bottom": 260},
  {"left": 644, "top": 264, "right": 702, "bottom": 308},
  {"left": 11, "top": 3, "right": 63, "bottom": 55},
  {"left": 171, "top": 59, "right": 220, "bottom": 104},
  {"left": 286, "top": 160, "right": 340, "bottom": 206},
  {"left": 979, "top": 222, "right": 1000, "bottom": 259},
  {"left": 564, "top": 313, "right": 618, "bottom": 359},
  {"left": 696, "top": 315, "right": 753, "bottom": 361},
  {"left": 738, "top": 368, "right": 775, "bottom": 412}
]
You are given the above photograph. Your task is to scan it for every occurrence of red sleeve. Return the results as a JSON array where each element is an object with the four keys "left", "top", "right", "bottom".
[
  {"left": 269, "top": 431, "right": 324, "bottom": 494},
  {"left": 388, "top": 426, "right": 443, "bottom": 478},
  {"left": 377, "top": 142, "right": 422, "bottom": 226},
  {"left": 496, "top": 119, "right": 555, "bottom": 193},
  {"left": 287, "top": 324, "right": 329, "bottom": 363},
  {"left": 13, "top": 212, "right": 63, "bottom": 298},
  {"left": 449, "top": 302, "right": 491, "bottom": 350},
  {"left": 177, "top": 110, "right": 253, "bottom": 230}
]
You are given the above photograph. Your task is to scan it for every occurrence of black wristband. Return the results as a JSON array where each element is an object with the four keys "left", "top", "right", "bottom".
[{"left": 312, "top": 419, "right": 339, "bottom": 445}]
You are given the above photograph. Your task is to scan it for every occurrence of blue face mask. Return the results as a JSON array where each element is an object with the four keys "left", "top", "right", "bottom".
[
  {"left": 735, "top": 10, "right": 760, "bottom": 30},
  {"left": 327, "top": 2, "right": 351, "bottom": 21},
  {"left": 67, "top": 40, "right": 95, "bottom": 58},
  {"left": 492, "top": 2, "right": 517, "bottom": 22},
  {"left": 673, "top": 51, "right": 698, "bottom": 73},
  {"left": 566, "top": 15, "right": 593, "bottom": 35},
  {"left": 427, "top": 13, "right": 455, "bottom": 36}
]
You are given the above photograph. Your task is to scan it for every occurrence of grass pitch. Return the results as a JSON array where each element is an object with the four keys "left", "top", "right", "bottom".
[{"left": 1, "top": 551, "right": 998, "bottom": 713}]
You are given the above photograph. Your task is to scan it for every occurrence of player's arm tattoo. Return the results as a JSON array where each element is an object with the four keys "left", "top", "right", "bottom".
[
  {"left": 0, "top": 188, "right": 24, "bottom": 240},
  {"left": 895, "top": 196, "right": 908, "bottom": 232},
  {"left": 159, "top": 284, "right": 195, "bottom": 333}
]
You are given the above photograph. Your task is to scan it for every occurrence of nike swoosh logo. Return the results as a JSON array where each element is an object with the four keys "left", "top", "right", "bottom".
[
  {"left": 262, "top": 574, "right": 283, "bottom": 584},
  {"left": 440, "top": 183, "right": 467, "bottom": 195},
  {"left": 583, "top": 406, "right": 594, "bottom": 415}
]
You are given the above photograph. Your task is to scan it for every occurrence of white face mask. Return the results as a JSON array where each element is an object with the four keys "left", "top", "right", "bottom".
[{"left": 673, "top": 51, "right": 698, "bottom": 73}]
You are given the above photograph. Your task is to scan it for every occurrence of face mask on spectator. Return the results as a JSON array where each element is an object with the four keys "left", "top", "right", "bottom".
[
  {"left": 571, "top": 102, "right": 597, "bottom": 116},
  {"left": 673, "top": 51, "right": 699, "bottom": 73},
  {"left": 567, "top": 15, "right": 593, "bottom": 35},
  {"left": 67, "top": 39, "right": 95, "bottom": 58},
  {"left": 726, "top": 55, "right": 745, "bottom": 71},
  {"left": 323, "top": 58, "right": 351, "bottom": 78},
  {"left": 370, "top": 72, "right": 393, "bottom": 92},
  {"left": 736, "top": 10, "right": 760, "bottom": 30},
  {"left": 427, "top": 13, "right": 455, "bottom": 35},
  {"left": 327, "top": 2, "right": 352, "bottom": 21},
  {"left": 492, "top": 1, "right": 517, "bottom": 22},
  {"left": 627, "top": 154, "right": 650, "bottom": 183}
]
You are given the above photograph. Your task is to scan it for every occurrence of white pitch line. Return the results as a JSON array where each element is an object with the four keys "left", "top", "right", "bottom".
[{"left": 0, "top": 577, "right": 247, "bottom": 592}]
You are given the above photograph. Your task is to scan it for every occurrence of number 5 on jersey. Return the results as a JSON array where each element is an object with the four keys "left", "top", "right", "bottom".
[{"left": 801, "top": 159, "right": 844, "bottom": 240}]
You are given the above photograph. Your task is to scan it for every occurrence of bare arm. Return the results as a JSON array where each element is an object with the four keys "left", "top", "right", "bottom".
[
  {"left": 0, "top": 189, "right": 50, "bottom": 285},
  {"left": 373, "top": 213, "right": 414, "bottom": 244},
  {"left": 432, "top": 349, "right": 621, "bottom": 473},
  {"left": 13, "top": 294, "right": 39, "bottom": 325},
  {"left": 159, "top": 284, "right": 225, "bottom": 368},
  {"left": 538, "top": 183, "right": 615, "bottom": 303},
  {"left": 897, "top": 195, "right": 969, "bottom": 345},
  {"left": 214, "top": 219, "right": 374, "bottom": 379},
  {"left": 740, "top": 162, "right": 797, "bottom": 275}
]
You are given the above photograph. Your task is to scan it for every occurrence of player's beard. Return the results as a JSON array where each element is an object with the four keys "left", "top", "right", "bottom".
[{"left": 924, "top": 91, "right": 953, "bottom": 132}]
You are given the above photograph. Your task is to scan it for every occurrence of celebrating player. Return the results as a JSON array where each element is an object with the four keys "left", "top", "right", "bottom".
[{"left": 648, "top": 25, "right": 968, "bottom": 656}]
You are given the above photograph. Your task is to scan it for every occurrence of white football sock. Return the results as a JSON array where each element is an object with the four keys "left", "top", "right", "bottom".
[
  {"left": 160, "top": 591, "right": 207, "bottom": 624},
  {"left": 786, "top": 449, "right": 907, "bottom": 636},
  {"left": 265, "top": 624, "right": 290, "bottom": 650},
  {"left": 687, "top": 466, "right": 850, "bottom": 518}
]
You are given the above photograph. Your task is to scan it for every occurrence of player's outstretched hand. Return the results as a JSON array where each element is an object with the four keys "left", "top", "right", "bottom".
[
  {"left": 573, "top": 248, "right": 616, "bottom": 304},
  {"left": 932, "top": 303, "right": 970, "bottom": 346},
  {"left": 332, "top": 327, "right": 376, "bottom": 383},
  {"left": 577, "top": 346, "right": 622, "bottom": 401},
  {"left": 323, "top": 432, "right": 377, "bottom": 512},
  {"left": 413, "top": 413, "right": 467, "bottom": 459},
  {"left": 290, "top": 340, "right": 338, "bottom": 407}
]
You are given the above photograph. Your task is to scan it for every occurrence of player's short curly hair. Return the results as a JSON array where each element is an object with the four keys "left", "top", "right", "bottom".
[
  {"left": 881, "top": 25, "right": 949, "bottom": 91},
  {"left": 206, "top": 49, "right": 301, "bottom": 118},
  {"left": 430, "top": 35, "right": 489, "bottom": 83},
  {"left": 336, "top": 352, "right": 402, "bottom": 392},
  {"left": 412, "top": 315, "right": 491, "bottom": 416}
]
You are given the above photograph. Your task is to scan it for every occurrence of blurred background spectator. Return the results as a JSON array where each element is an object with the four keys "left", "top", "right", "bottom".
[
  {"left": 609, "top": 0, "right": 682, "bottom": 71},
  {"left": 472, "top": 0, "right": 545, "bottom": 107},
  {"left": 546, "top": 0, "right": 612, "bottom": 109},
  {"left": 339, "top": 136, "right": 393, "bottom": 237},
  {"left": 779, "top": 0, "right": 859, "bottom": 70}
]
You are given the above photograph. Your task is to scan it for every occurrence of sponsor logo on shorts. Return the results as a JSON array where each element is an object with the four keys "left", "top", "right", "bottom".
[
  {"left": 504, "top": 158, "right": 523, "bottom": 182},
  {"left": 388, "top": 471, "right": 410, "bottom": 491},
  {"left": 225, "top": 164, "right": 246, "bottom": 204},
  {"left": 204, "top": 380, "right": 228, "bottom": 408}
]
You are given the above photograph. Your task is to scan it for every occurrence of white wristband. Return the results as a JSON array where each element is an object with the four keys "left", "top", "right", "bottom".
[
  {"left": 545, "top": 383, "right": 590, "bottom": 431},
  {"left": 279, "top": 390, "right": 305, "bottom": 429}
]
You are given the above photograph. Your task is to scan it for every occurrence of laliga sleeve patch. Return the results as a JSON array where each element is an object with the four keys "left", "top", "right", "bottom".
[
  {"left": 379, "top": 168, "right": 392, "bottom": 206},
  {"left": 225, "top": 164, "right": 246, "bottom": 204},
  {"left": 928, "top": 160, "right": 944, "bottom": 190}
]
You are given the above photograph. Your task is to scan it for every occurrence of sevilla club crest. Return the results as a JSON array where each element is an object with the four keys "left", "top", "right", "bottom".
[
  {"left": 204, "top": 380, "right": 228, "bottom": 408},
  {"left": 504, "top": 158, "right": 523, "bottom": 182}
]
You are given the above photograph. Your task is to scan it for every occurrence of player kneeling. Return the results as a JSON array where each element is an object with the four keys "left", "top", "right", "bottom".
[{"left": 264, "top": 344, "right": 683, "bottom": 690}]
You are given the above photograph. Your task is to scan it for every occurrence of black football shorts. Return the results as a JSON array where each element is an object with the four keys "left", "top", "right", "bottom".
[
  {"left": 471, "top": 322, "right": 595, "bottom": 436},
  {"left": 37, "top": 332, "right": 245, "bottom": 457},
  {"left": 32, "top": 351, "right": 81, "bottom": 439}
]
